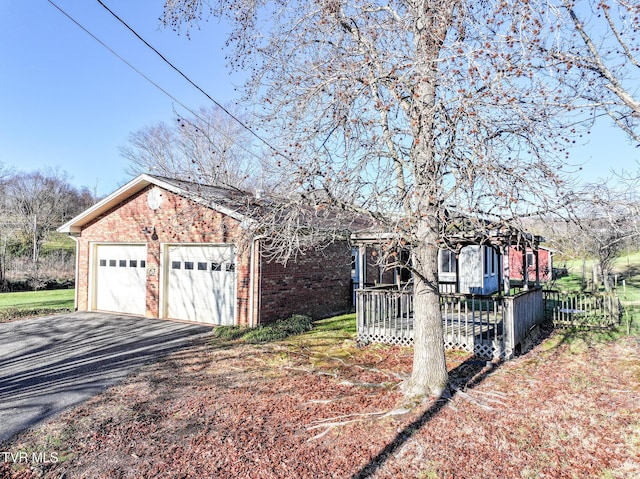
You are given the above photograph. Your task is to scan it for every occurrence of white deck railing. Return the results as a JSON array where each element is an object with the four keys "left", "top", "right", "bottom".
[{"left": 356, "top": 286, "right": 545, "bottom": 359}]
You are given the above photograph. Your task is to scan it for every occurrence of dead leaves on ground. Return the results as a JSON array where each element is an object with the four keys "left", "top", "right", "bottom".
[{"left": 2, "top": 335, "right": 639, "bottom": 478}]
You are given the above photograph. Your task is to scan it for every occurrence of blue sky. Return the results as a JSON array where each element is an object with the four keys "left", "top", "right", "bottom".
[
  {"left": 0, "top": 0, "right": 638, "bottom": 197},
  {"left": 0, "top": 0, "right": 242, "bottom": 196}
]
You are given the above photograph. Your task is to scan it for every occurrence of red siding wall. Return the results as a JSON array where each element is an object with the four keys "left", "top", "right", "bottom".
[
  {"left": 257, "top": 241, "right": 353, "bottom": 324},
  {"left": 508, "top": 247, "right": 552, "bottom": 283}
]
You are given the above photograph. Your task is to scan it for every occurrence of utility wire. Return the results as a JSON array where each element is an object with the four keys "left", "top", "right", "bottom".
[
  {"left": 46, "top": 0, "right": 266, "bottom": 163},
  {"left": 47, "top": 0, "right": 183, "bottom": 113},
  {"left": 95, "top": 0, "right": 282, "bottom": 157}
]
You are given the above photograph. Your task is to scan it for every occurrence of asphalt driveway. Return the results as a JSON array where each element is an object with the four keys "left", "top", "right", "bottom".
[{"left": 0, "top": 312, "right": 211, "bottom": 443}]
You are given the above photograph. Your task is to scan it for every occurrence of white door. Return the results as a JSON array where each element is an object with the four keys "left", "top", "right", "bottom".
[
  {"left": 165, "top": 244, "right": 236, "bottom": 325},
  {"left": 94, "top": 244, "right": 147, "bottom": 315}
]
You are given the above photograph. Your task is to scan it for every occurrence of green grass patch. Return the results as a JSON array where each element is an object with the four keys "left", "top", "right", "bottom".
[
  {"left": 304, "top": 313, "right": 356, "bottom": 340},
  {"left": 41, "top": 232, "right": 76, "bottom": 255},
  {"left": 550, "top": 249, "right": 640, "bottom": 302},
  {"left": 620, "top": 305, "right": 640, "bottom": 337},
  {"left": 211, "top": 313, "right": 357, "bottom": 346},
  {"left": 213, "top": 314, "right": 316, "bottom": 344},
  {"left": 543, "top": 304, "right": 640, "bottom": 351},
  {"left": 552, "top": 274, "right": 587, "bottom": 292},
  {"left": 0, "top": 289, "right": 75, "bottom": 310},
  {"left": 553, "top": 271, "right": 640, "bottom": 302},
  {"left": 242, "top": 315, "right": 314, "bottom": 343},
  {"left": 211, "top": 325, "right": 248, "bottom": 341},
  {"left": 0, "top": 289, "right": 74, "bottom": 322},
  {"left": 557, "top": 258, "right": 596, "bottom": 275},
  {"left": 615, "top": 251, "right": 640, "bottom": 269},
  {"left": 619, "top": 285, "right": 640, "bottom": 303}
]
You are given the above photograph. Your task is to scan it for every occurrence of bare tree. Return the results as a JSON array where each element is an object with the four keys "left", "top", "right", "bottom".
[
  {"left": 163, "top": 0, "right": 588, "bottom": 397},
  {"left": 545, "top": 1, "right": 640, "bottom": 143},
  {"left": 3, "top": 169, "right": 88, "bottom": 286},
  {"left": 0, "top": 163, "right": 16, "bottom": 287},
  {"left": 583, "top": 184, "right": 639, "bottom": 289},
  {"left": 121, "top": 105, "right": 266, "bottom": 190},
  {"left": 547, "top": 179, "right": 640, "bottom": 291}
]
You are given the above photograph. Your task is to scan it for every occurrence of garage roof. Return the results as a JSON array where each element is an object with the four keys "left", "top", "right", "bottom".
[{"left": 58, "top": 174, "right": 252, "bottom": 234}]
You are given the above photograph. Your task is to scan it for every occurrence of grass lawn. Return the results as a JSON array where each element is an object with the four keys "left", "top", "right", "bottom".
[
  {"left": 0, "top": 289, "right": 74, "bottom": 321},
  {"left": 552, "top": 251, "right": 640, "bottom": 302}
]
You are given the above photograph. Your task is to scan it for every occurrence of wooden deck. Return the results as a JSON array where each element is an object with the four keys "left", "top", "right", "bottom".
[
  {"left": 359, "top": 312, "right": 504, "bottom": 354},
  {"left": 356, "top": 287, "right": 545, "bottom": 359}
]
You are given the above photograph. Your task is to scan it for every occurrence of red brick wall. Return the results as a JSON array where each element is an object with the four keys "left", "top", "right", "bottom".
[
  {"left": 75, "top": 185, "right": 251, "bottom": 324},
  {"left": 256, "top": 241, "right": 353, "bottom": 324}
]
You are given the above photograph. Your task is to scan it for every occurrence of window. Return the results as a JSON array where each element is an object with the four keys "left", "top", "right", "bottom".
[
  {"left": 491, "top": 249, "right": 497, "bottom": 275},
  {"left": 484, "top": 247, "right": 490, "bottom": 276},
  {"left": 351, "top": 253, "right": 357, "bottom": 277},
  {"left": 119, "top": 260, "right": 127, "bottom": 267},
  {"left": 484, "top": 247, "right": 497, "bottom": 276},
  {"left": 226, "top": 263, "right": 235, "bottom": 272},
  {"left": 397, "top": 250, "right": 412, "bottom": 283},
  {"left": 171, "top": 261, "right": 181, "bottom": 270},
  {"left": 211, "top": 262, "right": 222, "bottom": 271},
  {"left": 129, "top": 260, "right": 138, "bottom": 268},
  {"left": 440, "top": 250, "right": 456, "bottom": 274},
  {"left": 99, "top": 259, "right": 107, "bottom": 267},
  {"left": 184, "top": 261, "right": 194, "bottom": 270},
  {"left": 526, "top": 252, "right": 535, "bottom": 267},
  {"left": 197, "top": 262, "right": 207, "bottom": 271},
  {"left": 140, "top": 260, "right": 146, "bottom": 268},
  {"left": 109, "top": 260, "right": 117, "bottom": 267}
]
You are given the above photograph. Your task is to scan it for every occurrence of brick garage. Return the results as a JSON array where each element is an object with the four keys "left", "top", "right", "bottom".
[
  {"left": 256, "top": 241, "right": 352, "bottom": 322},
  {"left": 59, "top": 174, "right": 353, "bottom": 326}
]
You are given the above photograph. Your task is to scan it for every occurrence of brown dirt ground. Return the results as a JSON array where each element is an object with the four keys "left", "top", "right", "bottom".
[{"left": 1, "top": 326, "right": 639, "bottom": 479}]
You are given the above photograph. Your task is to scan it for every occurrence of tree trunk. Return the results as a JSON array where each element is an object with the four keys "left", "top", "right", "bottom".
[
  {"left": 399, "top": 1, "right": 454, "bottom": 398},
  {"left": 403, "top": 226, "right": 448, "bottom": 398}
]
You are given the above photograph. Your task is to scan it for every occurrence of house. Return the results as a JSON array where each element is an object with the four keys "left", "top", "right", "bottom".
[
  {"left": 508, "top": 245, "right": 553, "bottom": 283},
  {"left": 351, "top": 233, "right": 503, "bottom": 296},
  {"left": 57, "top": 174, "right": 353, "bottom": 326},
  {"left": 439, "top": 244, "right": 501, "bottom": 295},
  {"left": 352, "top": 229, "right": 547, "bottom": 358}
]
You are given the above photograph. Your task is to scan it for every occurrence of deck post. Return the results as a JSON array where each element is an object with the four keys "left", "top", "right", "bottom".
[
  {"left": 358, "top": 245, "right": 366, "bottom": 290},
  {"left": 522, "top": 248, "right": 529, "bottom": 291},
  {"left": 502, "top": 295, "right": 515, "bottom": 359},
  {"left": 356, "top": 289, "right": 364, "bottom": 338},
  {"left": 534, "top": 248, "right": 540, "bottom": 287},
  {"left": 502, "top": 244, "right": 510, "bottom": 296}
]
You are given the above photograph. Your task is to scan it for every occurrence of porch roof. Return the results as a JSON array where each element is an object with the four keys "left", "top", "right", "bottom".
[{"left": 351, "top": 227, "right": 544, "bottom": 251}]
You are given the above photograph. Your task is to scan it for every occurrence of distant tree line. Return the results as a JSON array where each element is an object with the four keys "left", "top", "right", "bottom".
[{"left": 0, "top": 165, "right": 96, "bottom": 291}]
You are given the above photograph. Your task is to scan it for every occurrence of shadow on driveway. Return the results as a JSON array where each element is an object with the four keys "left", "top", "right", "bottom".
[{"left": 0, "top": 312, "right": 211, "bottom": 443}]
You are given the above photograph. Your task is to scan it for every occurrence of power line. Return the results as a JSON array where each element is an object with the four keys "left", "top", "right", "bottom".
[
  {"left": 45, "top": 0, "right": 267, "bottom": 163},
  {"left": 47, "top": 0, "right": 182, "bottom": 110},
  {"left": 95, "top": 0, "right": 282, "bottom": 157}
]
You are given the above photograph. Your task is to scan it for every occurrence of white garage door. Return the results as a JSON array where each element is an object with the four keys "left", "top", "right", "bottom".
[
  {"left": 165, "top": 244, "right": 236, "bottom": 325},
  {"left": 95, "top": 244, "right": 147, "bottom": 316}
]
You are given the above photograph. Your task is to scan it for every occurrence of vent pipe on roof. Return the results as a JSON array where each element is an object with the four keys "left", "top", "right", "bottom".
[{"left": 255, "top": 188, "right": 265, "bottom": 200}]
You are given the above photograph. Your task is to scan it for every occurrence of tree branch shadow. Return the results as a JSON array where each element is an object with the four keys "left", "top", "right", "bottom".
[{"left": 350, "top": 357, "right": 501, "bottom": 479}]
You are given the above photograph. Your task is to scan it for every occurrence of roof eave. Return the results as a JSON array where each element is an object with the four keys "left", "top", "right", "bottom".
[
  {"left": 57, "top": 173, "right": 250, "bottom": 234},
  {"left": 57, "top": 174, "right": 155, "bottom": 234}
]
